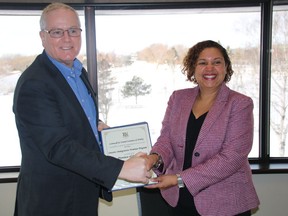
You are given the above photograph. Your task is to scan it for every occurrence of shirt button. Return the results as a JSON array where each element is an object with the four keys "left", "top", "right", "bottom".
[{"left": 194, "top": 152, "right": 200, "bottom": 157}]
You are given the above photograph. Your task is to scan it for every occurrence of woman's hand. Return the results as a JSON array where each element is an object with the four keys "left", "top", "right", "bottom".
[
  {"left": 145, "top": 154, "right": 160, "bottom": 171},
  {"left": 145, "top": 174, "right": 178, "bottom": 190}
]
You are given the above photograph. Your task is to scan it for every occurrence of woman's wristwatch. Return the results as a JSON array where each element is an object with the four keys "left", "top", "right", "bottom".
[
  {"left": 150, "top": 153, "right": 163, "bottom": 169},
  {"left": 176, "top": 174, "right": 185, "bottom": 188}
]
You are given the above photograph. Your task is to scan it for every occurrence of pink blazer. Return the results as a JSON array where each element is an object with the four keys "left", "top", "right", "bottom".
[{"left": 151, "top": 83, "right": 260, "bottom": 216}]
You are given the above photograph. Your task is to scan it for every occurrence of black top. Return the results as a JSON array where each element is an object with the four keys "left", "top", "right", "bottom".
[{"left": 173, "top": 111, "right": 207, "bottom": 216}]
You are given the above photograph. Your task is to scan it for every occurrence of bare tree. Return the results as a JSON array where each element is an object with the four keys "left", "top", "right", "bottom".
[
  {"left": 270, "top": 11, "right": 288, "bottom": 156},
  {"left": 97, "top": 55, "right": 117, "bottom": 124},
  {"left": 137, "top": 43, "right": 186, "bottom": 65},
  {"left": 0, "top": 55, "right": 36, "bottom": 75}
]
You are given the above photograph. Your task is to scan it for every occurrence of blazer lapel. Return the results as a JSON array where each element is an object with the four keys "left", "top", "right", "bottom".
[
  {"left": 80, "top": 70, "right": 98, "bottom": 108},
  {"left": 180, "top": 88, "right": 198, "bottom": 136},
  {"left": 196, "top": 84, "right": 230, "bottom": 145},
  {"left": 80, "top": 70, "right": 100, "bottom": 126},
  {"left": 44, "top": 56, "right": 92, "bottom": 121},
  {"left": 46, "top": 59, "right": 83, "bottom": 113}
]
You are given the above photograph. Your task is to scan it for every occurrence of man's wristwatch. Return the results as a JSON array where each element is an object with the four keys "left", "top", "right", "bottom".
[{"left": 176, "top": 174, "right": 185, "bottom": 188}]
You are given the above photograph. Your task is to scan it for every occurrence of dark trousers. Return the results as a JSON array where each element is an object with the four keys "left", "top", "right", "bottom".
[
  {"left": 138, "top": 188, "right": 251, "bottom": 216},
  {"left": 237, "top": 210, "right": 251, "bottom": 216}
]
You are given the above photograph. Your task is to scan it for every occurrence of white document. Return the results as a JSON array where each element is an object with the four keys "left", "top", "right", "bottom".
[{"left": 101, "top": 122, "right": 156, "bottom": 191}]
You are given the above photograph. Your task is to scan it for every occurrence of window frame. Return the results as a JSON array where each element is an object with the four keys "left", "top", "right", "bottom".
[{"left": 1, "top": 0, "right": 288, "bottom": 183}]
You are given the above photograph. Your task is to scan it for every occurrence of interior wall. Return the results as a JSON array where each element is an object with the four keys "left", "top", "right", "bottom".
[
  {"left": 1, "top": 174, "right": 288, "bottom": 216},
  {"left": 252, "top": 174, "right": 288, "bottom": 216}
]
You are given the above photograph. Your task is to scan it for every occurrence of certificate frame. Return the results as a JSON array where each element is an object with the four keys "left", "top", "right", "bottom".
[{"left": 101, "top": 122, "right": 155, "bottom": 191}]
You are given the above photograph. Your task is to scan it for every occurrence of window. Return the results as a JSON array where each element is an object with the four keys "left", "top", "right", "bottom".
[
  {"left": 0, "top": 13, "right": 41, "bottom": 166},
  {"left": 0, "top": 1, "right": 287, "bottom": 173},
  {"left": 271, "top": 5, "right": 288, "bottom": 157},
  {"left": 95, "top": 7, "right": 261, "bottom": 157},
  {"left": 0, "top": 10, "right": 86, "bottom": 167}
]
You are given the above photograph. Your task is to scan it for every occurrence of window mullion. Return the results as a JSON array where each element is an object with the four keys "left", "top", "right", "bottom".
[{"left": 259, "top": 1, "right": 273, "bottom": 163}]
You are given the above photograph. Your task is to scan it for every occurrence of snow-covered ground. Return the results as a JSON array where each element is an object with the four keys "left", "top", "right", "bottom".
[
  {"left": 0, "top": 72, "right": 22, "bottom": 166},
  {"left": 0, "top": 61, "right": 287, "bottom": 166}
]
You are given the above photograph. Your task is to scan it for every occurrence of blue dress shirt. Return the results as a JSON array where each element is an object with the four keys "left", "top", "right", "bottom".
[{"left": 47, "top": 54, "right": 102, "bottom": 151}]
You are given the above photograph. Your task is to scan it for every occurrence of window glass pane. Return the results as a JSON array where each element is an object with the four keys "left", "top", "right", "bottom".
[
  {"left": 0, "top": 11, "right": 86, "bottom": 166},
  {"left": 95, "top": 7, "right": 261, "bottom": 157},
  {"left": 271, "top": 5, "right": 288, "bottom": 157}
]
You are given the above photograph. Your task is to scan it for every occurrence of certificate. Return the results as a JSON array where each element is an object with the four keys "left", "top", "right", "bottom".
[{"left": 101, "top": 122, "right": 156, "bottom": 191}]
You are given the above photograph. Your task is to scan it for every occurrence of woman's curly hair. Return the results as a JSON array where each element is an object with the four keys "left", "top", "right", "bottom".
[{"left": 182, "top": 40, "right": 234, "bottom": 84}]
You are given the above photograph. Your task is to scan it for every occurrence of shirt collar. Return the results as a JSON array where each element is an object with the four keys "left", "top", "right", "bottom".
[{"left": 46, "top": 52, "right": 83, "bottom": 78}]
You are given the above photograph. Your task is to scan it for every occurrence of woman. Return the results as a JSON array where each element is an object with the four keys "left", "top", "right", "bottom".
[{"left": 146, "top": 40, "right": 260, "bottom": 216}]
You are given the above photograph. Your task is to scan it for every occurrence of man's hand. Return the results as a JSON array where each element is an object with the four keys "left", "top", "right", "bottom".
[
  {"left": 118, "top": 152, "right": 152, "bottom": 184},
  {"left": 140, "top": 153, "right": 160, "bottom": 170}
]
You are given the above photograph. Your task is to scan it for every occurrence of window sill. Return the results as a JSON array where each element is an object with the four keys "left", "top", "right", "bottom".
[
  {"left": 251, "top": 163, "right": 288, "bottom": 174},
  {"left": 1, "top": 163, "right": 288, "bottom": 183},
  {"left": 0, "top": 172, "right": 18, "bottom": 183}
]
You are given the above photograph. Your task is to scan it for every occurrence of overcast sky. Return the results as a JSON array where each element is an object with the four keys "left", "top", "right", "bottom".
[{"left": 0, "top": 11, "right": 260, "bottom": 57}]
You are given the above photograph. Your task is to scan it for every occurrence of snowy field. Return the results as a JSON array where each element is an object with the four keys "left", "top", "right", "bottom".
[
  {"left": 0, "top": 61, "right": 286, "bottom": 166},
  {"left": 0, "top": 72, "right": 22, "bottom": 166}
]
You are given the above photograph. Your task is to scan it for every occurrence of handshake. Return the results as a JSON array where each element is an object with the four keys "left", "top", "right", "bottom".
[
  {"left": 118, "top": 152, "right": 159, "bottom": 184},
  {"left": 117, "top": 152, "right": 178, "bottom": 190},
  {"left": 99, "top": 122, "right": 176, "bottom": 190}
]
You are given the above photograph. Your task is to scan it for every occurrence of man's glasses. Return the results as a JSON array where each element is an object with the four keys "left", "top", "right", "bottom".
[{"left": 43, "top": 28, "right": 82, "bottom": 38}]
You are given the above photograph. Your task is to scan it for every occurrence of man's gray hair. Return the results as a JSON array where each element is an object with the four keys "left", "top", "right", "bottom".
[{"left": 39, "top": 2, "right": 80, "bottom": 30}]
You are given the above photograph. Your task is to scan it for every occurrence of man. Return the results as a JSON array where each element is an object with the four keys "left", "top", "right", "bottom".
[{"left": 13, "top": 2, "right": 150, "bottom": 216}]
